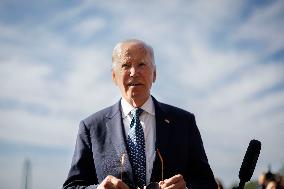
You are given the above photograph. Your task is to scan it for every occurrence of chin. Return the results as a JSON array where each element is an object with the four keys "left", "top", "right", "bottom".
[{"left": 130, "top": 89, "right": 145, "bottom": 97}]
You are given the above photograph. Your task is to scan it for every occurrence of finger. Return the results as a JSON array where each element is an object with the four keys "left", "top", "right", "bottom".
[
  {"left": 99, "top": 175, "right": 129, "bottom": 189},
  {"left": 162, "top": 180, "right": 186, "bottom": 189},
  {"left": 100, "top": 176, "right": 116, "bottom": 189},
  {"left": 112, "top": 178, "right": 129, "bottom": 189},
  {"left": 164, "top": 182, "right": 185, "bottom": 189},
  {"left": 162, "top": 174, "right": 184, "bottom": 187},
  {"left": 172, "top": 179, "right": 186, "bottom": 189},
  {"left": 161, "top": 175, "right": 185, "bottom": 189}
]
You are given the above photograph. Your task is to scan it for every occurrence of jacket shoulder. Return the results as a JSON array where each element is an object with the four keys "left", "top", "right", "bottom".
[
  {"left": 157, "top": 101, "right": 195, "bottom": 119},
  {"left": 81, "top": 103, "right": 119, "bottom": 127}
]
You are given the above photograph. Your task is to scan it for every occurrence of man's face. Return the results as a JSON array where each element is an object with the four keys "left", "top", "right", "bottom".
[{"left": 112, "top": 42, "right": 156, "bottom": 107}]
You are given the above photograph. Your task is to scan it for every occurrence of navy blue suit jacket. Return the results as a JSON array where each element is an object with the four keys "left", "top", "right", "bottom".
[{"left": 63, "top": 98, "right": 217, "bottom": 189}]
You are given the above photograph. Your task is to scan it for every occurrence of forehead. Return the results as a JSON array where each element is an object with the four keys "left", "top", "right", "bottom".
[{"left": 117, "top": 43, "right": 151, "bottom": 63}]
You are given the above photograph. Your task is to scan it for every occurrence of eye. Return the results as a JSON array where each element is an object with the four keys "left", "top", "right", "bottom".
[
  {"left": 138, "top": 62, "right": 146, "bottom": 67},
  {"left": 121, "top": 63, "right": 130, "bottom": 69}
]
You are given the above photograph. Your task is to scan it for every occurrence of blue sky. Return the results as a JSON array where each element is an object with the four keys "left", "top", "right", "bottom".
[{"left": 0, "top": 0, "right": 284, "bottom": 188}]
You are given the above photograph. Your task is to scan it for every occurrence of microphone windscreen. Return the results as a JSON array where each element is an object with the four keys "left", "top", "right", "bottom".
[{"left": 238, "top": 139, "right": 261, "bottom": 182}]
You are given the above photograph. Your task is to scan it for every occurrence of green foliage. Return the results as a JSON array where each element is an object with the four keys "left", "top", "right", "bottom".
[
  {"left": 244, "top": 181, "right": 258, "bottom": 189},
  {"left": 228, "top": 180, "right": 258, "bottom": 189}
]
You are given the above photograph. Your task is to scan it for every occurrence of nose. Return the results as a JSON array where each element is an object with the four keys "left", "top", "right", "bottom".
[{"left": 129, "top": 65, "right": 138, "bottom": 77}]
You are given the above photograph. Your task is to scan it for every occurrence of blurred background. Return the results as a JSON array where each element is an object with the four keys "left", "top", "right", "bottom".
[{"left": 0, "top": 0, "right": 283, "bottom": 189}]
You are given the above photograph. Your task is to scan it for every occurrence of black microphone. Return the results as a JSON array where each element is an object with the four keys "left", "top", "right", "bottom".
[{"left": 238, "top": 139, "right": 261, "bottom": 189}]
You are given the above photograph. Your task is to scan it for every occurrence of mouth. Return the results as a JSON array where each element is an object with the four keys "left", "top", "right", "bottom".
[{"left": 128, "top": 82, "right": 142, "bottom": 87}]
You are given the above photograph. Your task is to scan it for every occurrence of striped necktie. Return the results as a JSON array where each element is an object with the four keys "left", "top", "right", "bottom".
[{"left": 127, "top": 108, "right": 146, "bottom": 188}]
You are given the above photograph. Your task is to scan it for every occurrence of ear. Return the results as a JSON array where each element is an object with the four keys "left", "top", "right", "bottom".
[
  {"left": 153, "top": 69, "right": 156, "bottom": 83},
  {"left": 112, "top": 70, "right": 118, "bottom": 85}
]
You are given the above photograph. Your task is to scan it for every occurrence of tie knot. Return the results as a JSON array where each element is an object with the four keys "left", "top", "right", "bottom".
[{"left": 131, "top": 108, "right": 143, "bottom": 117}]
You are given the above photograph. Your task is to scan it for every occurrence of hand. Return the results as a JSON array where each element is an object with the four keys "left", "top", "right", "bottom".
[
  {"left": 159, "top": 174, "right": 186, "bottom": 189},
  {"left": 97, "top": 175, "right": 130, "bottom": 189}
]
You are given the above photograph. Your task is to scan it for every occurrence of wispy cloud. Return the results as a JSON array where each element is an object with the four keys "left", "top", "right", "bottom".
[
  {"left": 233, "top": 0, "right": 284, "bottom": 54},
  {"left": 0, "top": 0, "right": 284, "bottom": 188}
]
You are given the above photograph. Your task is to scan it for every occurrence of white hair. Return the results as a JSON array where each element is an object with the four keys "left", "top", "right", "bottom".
[{"left": 112, "top": 39, "right": 155, "bottom": 69}]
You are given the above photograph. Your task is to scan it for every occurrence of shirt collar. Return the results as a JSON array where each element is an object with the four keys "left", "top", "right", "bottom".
[{"left": 121, "top": 96, "right": 155, "bottom": 118}]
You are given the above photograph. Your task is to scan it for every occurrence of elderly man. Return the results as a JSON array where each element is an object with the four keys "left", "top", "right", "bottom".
[{"left": 63, "top": 39, "right": 217, "bottom": 189}]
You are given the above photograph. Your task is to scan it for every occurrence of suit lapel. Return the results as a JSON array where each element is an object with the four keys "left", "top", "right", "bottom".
[
  {"left": 105, "top": 101, "right": 135, "bottom": 185},
  {"left": 151, "top": 98, "right": 172, "bottom": 182}
]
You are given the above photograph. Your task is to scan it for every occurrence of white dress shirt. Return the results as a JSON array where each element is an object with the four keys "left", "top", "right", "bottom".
[{"left": 121, "top": 97, "right": 156, "bottom": 185}]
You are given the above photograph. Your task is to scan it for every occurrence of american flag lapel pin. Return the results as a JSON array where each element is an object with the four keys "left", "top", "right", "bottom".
[{"left": 164, "top": 119, "right": 170, "bottom": 124}]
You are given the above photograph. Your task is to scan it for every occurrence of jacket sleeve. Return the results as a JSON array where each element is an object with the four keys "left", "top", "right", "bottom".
[
  {"left": 186, "top": 114, "right": 218, "bottom": 189},
  {"left": 63, "top": 121, "right": 99, "bottom": 189}
]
